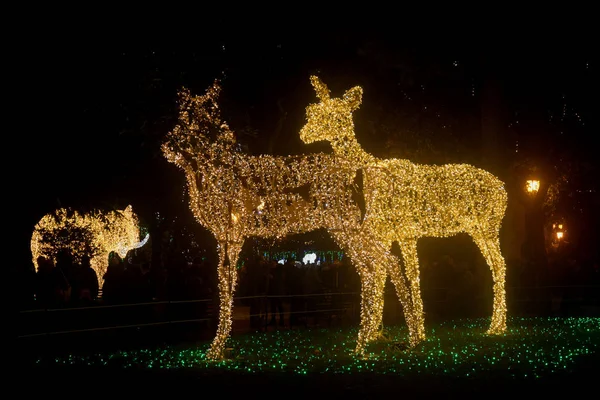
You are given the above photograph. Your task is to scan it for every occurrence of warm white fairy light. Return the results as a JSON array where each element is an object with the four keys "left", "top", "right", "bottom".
[
  {"left": 526, "top": 179, "right": 540, "bottom": 194},
  {"left": 300, "top": 76, "right": 509, "bottom": 340},
  {"left": 162, "top": 82, "right": 416, "bottom": 360},
  {"left": 302, "top": 253, "right": 317, "bottom": 264},
  {"left": 31, "top": 205, "right": 149, "bottom": 287}
]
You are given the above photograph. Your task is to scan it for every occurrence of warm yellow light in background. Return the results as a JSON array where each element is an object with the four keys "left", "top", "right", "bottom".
[
  {"left": 300, "top": 76, "right": 509, "bottom": 341},
  {"left": 526, "top": 179, "right": 540, "bottom": 194},
  {"left": 31, "top": 205, "right": 148, "bottom": 287},
  {"left": 556, "top": 231, "right": 564, "bottom": 240}
]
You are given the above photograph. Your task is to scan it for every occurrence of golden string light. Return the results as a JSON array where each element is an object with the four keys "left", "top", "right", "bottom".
[
  {"left": 300, "top": 76, "right": 509, "bottom": 341},
  {"left": 31, "top": 205, "right": 149, "bottom": 287},
  {"left": 162, "top": 82, "right": 417, "bottom": 360}
]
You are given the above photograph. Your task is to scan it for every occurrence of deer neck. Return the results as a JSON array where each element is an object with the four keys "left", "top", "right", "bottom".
[{"left": 331, "top": 135, "right": 375, "bottom": 166}]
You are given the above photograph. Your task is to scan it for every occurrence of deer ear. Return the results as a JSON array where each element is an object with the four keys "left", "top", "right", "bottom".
[
  {"left": 343, "top": 86, "right": 363, "bottom": 111},
  {"left": 208, "top": 79, "right": 221, "bottom": 101},
  {"left": 178, "top": 87, "right": 189, "bottom": 101},
  {"left": 310, "top": 75, "right": 330, "bottom": 101}
]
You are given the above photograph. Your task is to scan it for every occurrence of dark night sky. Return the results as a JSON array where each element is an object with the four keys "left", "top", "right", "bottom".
[{"left": 18, "top": 22, "right": 596, "bottom": 269}]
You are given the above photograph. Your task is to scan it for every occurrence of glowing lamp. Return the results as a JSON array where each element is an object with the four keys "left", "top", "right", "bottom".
[{"left": 526, "top": 180, "right": 540, "bottom": 194}]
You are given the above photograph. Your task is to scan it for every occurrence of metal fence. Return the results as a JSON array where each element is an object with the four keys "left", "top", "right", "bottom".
[
  {"left": 19, "top": 291, "right": 359, "bottom": 339},
  {"left": 19, "top": 285, "right": 600, "bottom": 341}
]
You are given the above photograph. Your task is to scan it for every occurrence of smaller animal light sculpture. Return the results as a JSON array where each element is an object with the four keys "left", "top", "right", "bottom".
[
  {"left": 300, "top": 76, "right": 509, "bottom": 341},
  {"left": 302, "top": 252, "right": 317, "bottom": 265},
  {"left": 31, "top": 205, "right": 149, "bottom": 286}
]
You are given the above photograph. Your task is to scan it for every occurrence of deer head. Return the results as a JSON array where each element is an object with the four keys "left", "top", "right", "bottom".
[
  {"left": 162, "top": 80, "right": 227, "bottom": 164},
  {"left": 300, "top": 76, "right": 363, "bottom": 145}
]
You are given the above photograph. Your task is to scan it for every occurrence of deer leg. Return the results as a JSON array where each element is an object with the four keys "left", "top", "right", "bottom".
[
  {"left": 474, "top": 235, "right": 507, "bottom": 334},
  {"left": 206, "top": 240, "right": 243, "bottom": 360},
  {"left": 355, "top": 262, "right": 386, "bottom": 354},
  {"left": 331, "top": 231, "right": 386, "bottom": 355},
  {"left": 399, "top": 239, "right": 426, "bottom": 343},
  {"left": 384, "top": 252, "right": 419, "bottom": 346}
]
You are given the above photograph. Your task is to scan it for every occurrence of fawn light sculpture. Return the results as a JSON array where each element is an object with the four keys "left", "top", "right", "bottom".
[
  {"left": 300, "top": 76, "right": 509, "bottom": 342},
  {"left": 162, "top": 82, "right": 417, "bottom": 359}
]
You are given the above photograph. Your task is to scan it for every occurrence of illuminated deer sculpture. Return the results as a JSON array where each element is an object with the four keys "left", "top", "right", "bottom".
[
  {"left": 300, "top": 76, "right": 509, "bottom": 342},
  {"left": 162, "top": 82, "right": 416, "bottom": 359}
]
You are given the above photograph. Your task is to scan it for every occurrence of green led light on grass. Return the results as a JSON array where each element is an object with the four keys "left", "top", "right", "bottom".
[{"left": 40, "top": 317, "right": 599, "bottom": 378}]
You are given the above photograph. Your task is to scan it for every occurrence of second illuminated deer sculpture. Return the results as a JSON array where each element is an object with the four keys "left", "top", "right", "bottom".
[{"left": 300, "top": 76, "right": 509, "bottom": 342}]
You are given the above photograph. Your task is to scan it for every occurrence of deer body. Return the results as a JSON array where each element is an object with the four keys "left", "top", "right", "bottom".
[
  {"left": 301, "top": 76, "right": 508, "bottom": 341},
  {"left": 363, "top": 160, "right": 507, "bottom": 239},
  {"left": 163, "top": 83, "right": 415, "bottom": 359}
]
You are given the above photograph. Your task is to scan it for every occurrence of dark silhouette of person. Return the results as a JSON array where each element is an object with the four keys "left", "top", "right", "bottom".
[
  {"left": 18, "top": 263, "right": 36, "bottom": 309},
  {"left": 303, "top": 262, "right": 322, "bottom": 326},
  {"left": 268, "top": 260, "right": 285, "bottom": 327},
  {"left": 285, "top": 259, "right": 304, "bottom": 328},
  {"left": 35, "top": 256, "right": 56, "bottom": 308},
  {"left": 102, "top": 252, "right": 125, "bottom": 304},
  {"left": 246, "top": 256, "right": 264, "bottom": 330},
  {"left": 53, "top": 249, "right": 74, "bottom": 305},
  {"left": 186, "top": 257, "right": 209, "bottom": 325},
  {"left": 74, "top": 255, "right": 98, "bottom": 305}
]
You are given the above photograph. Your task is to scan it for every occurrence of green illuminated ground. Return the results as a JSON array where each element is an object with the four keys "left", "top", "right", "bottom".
[{"left": 38, "top": 317, "right": 599, "bottom": 378}]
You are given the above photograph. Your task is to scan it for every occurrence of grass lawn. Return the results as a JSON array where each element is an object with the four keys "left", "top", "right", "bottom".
[{"left": 32, "top": 316, "right": 599, "bottom": 379}]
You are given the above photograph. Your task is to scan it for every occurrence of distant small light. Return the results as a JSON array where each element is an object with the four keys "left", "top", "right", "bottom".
[
  {"left": 526, "top": 180, "right": 540, "bottom": 194},
  {"left": 303, "top": 253, "right": 317, "bottom": 265}
]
